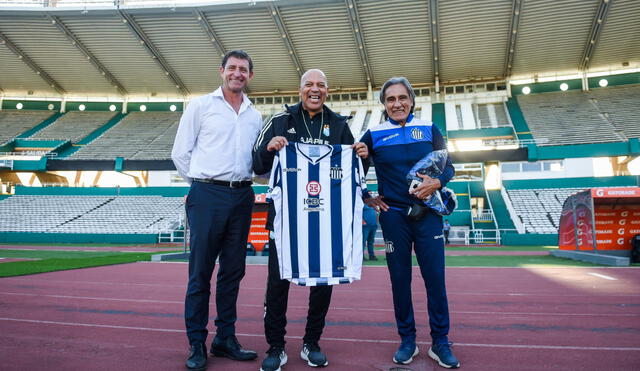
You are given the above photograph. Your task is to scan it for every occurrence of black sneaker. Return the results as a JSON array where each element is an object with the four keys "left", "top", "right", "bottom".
[
  {"left": 369, "top": 255, "right": 378, "bottom": 261},
  {"left": 428, "top": 342, "right": 460, "bottom": 369},
  {"left": 260, "top": 346, "right": 287, "bottom": 371},
  {"left": 300, "top": 342, "right": 328, "bottom": 367}
]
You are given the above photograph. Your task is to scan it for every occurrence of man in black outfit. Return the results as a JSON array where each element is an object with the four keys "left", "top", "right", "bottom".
[{"left": 252, "top": 69, "right": 368, "bottom": 371}]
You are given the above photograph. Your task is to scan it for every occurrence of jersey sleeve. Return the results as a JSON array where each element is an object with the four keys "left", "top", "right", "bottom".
[
  {"left": 267, "top": 151, "right": 282, "bottom": 200},
  {"left": 432, "top": 125, "right": 455, "bottom": 187}
]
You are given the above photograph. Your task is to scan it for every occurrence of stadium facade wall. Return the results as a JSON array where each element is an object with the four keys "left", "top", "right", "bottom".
[
  {"left": 14, "top": 185, "right": 189, "bottom": 197},
  {"left": 530, "top": 139, "right": 640, "bottom": 161},
  {"left": 502, "top": 233, "right": 558, "bottom": 246},
  {"left": 511, "top": 72, "right": 640, "bottom": 96},
  {"left": 503, "top": 175, "right": 638, "bottom": 190},
  {"left": 1, "top": 100, "right": 61, "bottom": 111},
  {"left": 0, "top": 232, "right": 156, "bottom": 244}
]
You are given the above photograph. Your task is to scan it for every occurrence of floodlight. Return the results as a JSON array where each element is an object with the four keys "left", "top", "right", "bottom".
[
  {"left": 140, "top": 105, "right": 147, "bottom": 112},
  {"left": 16, "top": 103, "right": 23, "bottom": 109},
  {"left": 522, "top": 86, "right": 531, "bottom": 95},
  {"left": 599, "top": 79, "right": 608, "bottom": 87},
  {"left": 109, "top": 105, "right": 116, "bottom": 112},
  {"left": 79, "top": 104, "right": 86, "bottom": 111},
  {"left": 169, "top": 104, "right": 177, "bottom": 112},
  {"left": 560, "top": 83, "right": 569, "bottom": 91}
]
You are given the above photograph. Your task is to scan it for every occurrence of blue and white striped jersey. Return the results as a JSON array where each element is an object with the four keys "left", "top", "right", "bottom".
[{"left": 268, "top": 143, "right": 364, "bottom": 286}]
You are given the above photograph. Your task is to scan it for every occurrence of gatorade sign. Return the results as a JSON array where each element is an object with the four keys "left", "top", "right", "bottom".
[
  {"left": 592, "top": 187, "right": 640, "bottom": 198},
  {"left": 593, "top": 206, "right": 640, "bottom": 250}
]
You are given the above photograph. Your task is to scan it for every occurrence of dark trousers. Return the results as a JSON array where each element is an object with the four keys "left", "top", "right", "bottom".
[
  {"left": 379, "top": 208, "right": 450, "bottom": 345},
  {"left": 264, "top": 237, "right": 333, "bottom": 348},
  {"left": 184, "top": 181, "right": 254, "bottom": 345},
  {"left": 444, "top": 229, "right": 450, "bottom": 244},
  {"left": 363, "top": 225, "right": 377, "bottom": 257}
]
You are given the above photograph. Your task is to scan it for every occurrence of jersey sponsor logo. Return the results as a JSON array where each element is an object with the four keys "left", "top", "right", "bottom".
[
  {"left": 411, "top": 128, "right": 424, "bottom": 140},
  {"left": 287, "top": 127, "right": 297, "bottom": 134},
  {"left": 282, "top": 167, "right": 301, "bottom": 173},
  {"left": 330, "top": 166, "right": 343, "bottom": 180},
  {"left": 382, "top": 133, "right": 399, "bottom": 142},
  {"left": 306, "top": 181, "right": 321, "bottom": 196},
  {"left": 303, "top": 197, "right": 325, "bottom": 211},
  {"left": 300, "top": 137, "right": 330, "bottom": 145},
  {"left": 385, "top": 240, "right": 394, "bottom": 253},
  {"left": 434, "top": 234, "right": 444, "bottom": 240}
]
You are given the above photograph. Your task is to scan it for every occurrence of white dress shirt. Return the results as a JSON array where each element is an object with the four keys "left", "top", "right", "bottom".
[{"left": 171, "top": 87, "right": 262, "bottom": 184}]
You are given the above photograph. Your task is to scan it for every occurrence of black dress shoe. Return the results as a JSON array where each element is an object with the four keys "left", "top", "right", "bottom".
[
  {"left": 210, "top": 335, "right": 258, "bottom": 361},
  {"left": 186, "top": 342, "right": 207, "bottom": 370}
]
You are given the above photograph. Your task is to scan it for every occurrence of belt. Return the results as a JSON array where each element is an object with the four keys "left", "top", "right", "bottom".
[{"left": 193, "top": 178, "right": 252, "bottom": 188}]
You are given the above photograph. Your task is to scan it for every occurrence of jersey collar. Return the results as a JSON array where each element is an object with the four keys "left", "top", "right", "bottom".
[{"left": 388, "top": 113, "right": 414, "bottom": 126}]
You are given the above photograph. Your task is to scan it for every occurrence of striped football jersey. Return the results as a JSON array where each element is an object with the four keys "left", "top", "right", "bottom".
[{"left": 268, "top": 143, "right": 364, "bottom": 286}]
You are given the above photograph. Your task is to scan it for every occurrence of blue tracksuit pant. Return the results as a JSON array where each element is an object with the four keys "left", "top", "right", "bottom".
[{"left": 379, "top": 207, "right": 450, "bottom": 345}]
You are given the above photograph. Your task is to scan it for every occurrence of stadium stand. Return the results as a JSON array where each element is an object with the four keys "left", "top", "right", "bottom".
[
  {"left": 0, "top": 195, "right": 183, "bottom": 234},
  {"left": 70, "top": 112, "right": 181, "bottom": 159},
  {"left": 588, "top": 84, "right": 640, "bottom": 139},
  {"left": 506, "top": 187, "right": 584, "bottom": 233},
  {"left": 474, "top": 102, "right": 510, "bottom": 128},
  {"left": 31, "top": 111, "right": 117, "bottom": 143},
  {"left": 517, "top": 91, "right": 625, "bottom": 146},
  {"left": 0, "top": 110, "right": 55, "bottom": 145}
]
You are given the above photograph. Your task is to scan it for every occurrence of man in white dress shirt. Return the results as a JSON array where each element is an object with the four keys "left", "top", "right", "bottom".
[{"left": 172, "top": 50, "right": 262, "bottom": 371}]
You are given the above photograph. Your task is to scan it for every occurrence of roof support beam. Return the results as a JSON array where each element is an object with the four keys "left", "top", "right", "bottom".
[
  {"left": 580, "top": 0, "right": 611, "bottom": 71},
  {"left": 193, "top": 9, "right": 227, "bottom": 58},
  {"left": 46, "top": 15, "right": 128, "bottom": 96},
  {"left": 428, "top": 0, "right": 441, "bottom": 87},
  {"left": 118, "top": 10, "right": 189, "bottom": 96},
  {"left": 268, "top": 4, "right": 304, "bottom": 78},
  {"left": 345, "top": 0, "right": 373, "bottom": 87},
  {"left": 0, "top": 31, "right": 66, "bottom": 95},
  {"left": 503, "top": 0, "right": 523, "bottom": 78}
]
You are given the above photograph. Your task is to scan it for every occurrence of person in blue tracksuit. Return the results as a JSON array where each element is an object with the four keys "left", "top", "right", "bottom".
[
  {"left": 360, "top": 77, "right": 460, "bottom": 369},
  {"left": 362, "top": 204, "right": 379, "bottom": 260}
]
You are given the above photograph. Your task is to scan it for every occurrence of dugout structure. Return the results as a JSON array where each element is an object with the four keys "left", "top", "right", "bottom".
[{"left": 554, "top": 187, "right": 640, "bottom": 266}]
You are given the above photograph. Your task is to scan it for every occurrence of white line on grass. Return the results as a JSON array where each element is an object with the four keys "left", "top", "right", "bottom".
[{"left": 1, "top": 317, "right": 638, "bottom": 352}]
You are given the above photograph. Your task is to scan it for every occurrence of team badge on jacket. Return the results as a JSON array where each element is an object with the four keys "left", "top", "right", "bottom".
[
  {"left": 385, "top": 240, "right": 395, "bottom": 253},
  {"left": 323, "top": 124, "right": 330, "bottom": 137},
  {"left": 411, "top": 127, "right": 424, "bottom": 140}
]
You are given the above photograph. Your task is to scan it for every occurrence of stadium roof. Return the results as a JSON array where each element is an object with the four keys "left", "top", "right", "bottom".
[{"left": 0, "top": 0, "right": 638, "bottom": 98}]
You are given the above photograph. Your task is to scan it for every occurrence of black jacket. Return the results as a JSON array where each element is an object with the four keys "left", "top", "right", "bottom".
[{"left": 252, "top": 102, "right": 355, "bottom": 229}]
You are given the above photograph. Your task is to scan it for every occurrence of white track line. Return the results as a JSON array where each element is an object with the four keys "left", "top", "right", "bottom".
[
  {"left": 588, "top": 272, "right": 617, "bottom": 280},
  {"left": 4, "top": 278, "right": 640, "bottom": 298},
  {"left": 1, "top": 317, "right": 638, "bottom": 352},
  {"left": 1, "top": 292, "right": 638, "bottom": 317}
]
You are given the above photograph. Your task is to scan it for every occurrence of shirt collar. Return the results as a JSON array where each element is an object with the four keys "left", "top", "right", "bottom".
[
  {"left": 388, "top": 113, "right": 414, "bottom": 126},
  {"left": 211, "top": 86, "right": 252, "bottom": 107}
]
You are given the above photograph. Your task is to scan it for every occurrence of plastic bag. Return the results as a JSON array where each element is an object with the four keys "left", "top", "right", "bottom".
[{"left": 406, "top": 149, "right": 457, "bottom": 215}]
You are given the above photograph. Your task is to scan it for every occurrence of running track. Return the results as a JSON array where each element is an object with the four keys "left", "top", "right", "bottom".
[{"left": 1, "top": 262, "right": 639, "bottom": 370}]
